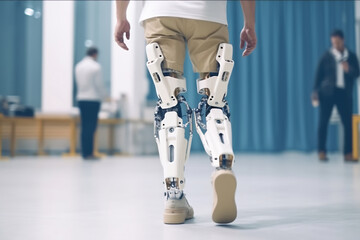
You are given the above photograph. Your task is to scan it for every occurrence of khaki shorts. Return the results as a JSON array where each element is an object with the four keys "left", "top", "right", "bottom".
[{"left": 144, "top": 17, "right": 229, "bottom": 75}]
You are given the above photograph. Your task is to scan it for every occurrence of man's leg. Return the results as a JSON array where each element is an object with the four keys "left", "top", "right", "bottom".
[
  {"left": 79, "top": 101, "right": 92, "bottom": 158},
  {"left": 186, "top": 20, "right": 236, "bottom": 223},
  {"left": 87, "top": 101, "right": 100, "bottom": 157},
  {"left": 146, "top": 43, "right": 194, "bottom": 224},
  {"left": 318, "top": 93, "right": 335, "bottom": 157},
  {"left": 144, "top": 17, "right": 193, "bottom": 224},
  {"left": 334, "top": 89, "right": 353, "bottom": 157},
  {"left": 194, "top": 43, "right": 237, "bottom": 224}
]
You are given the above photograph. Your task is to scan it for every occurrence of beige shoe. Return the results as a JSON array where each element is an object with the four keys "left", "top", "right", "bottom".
[
  {"left": 212, "top": 169, "right": 237, "bottom": 224},
  {"left": 164, "top": 194, "right": 194, "bottom": 224}
]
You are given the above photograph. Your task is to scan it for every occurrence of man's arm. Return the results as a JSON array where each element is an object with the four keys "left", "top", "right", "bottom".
[
  {"left": 114, "top": 0, "right": 130, "bottom": 50},
  {"left": 311, "top": 55, "right": 324, "bottom": 102},
  {"left": 240, "top": 0, "right": 257, "bottom": 56},
  {"left": 345, "top": 53, "right": 360, "bottom": 79},
  {"left": 94, "top": 66, "right": 108, "bottom": 101}
]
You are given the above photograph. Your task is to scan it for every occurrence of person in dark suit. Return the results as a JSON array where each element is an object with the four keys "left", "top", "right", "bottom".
[{"left": 312, "top": 30, "right": 359, "bottom": 161}]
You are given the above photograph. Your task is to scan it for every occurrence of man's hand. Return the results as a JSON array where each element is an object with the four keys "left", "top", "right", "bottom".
[
  {"left": 342, "top": 61, "right": 349, "bottom": 73},
  {"left": 240, "top": 27, "right": 257, "bottom": 57},
  {"left": 311, "top": 91, "right": 319, "bottom": 107},
  {"left": 114, "top": 19, "right": 130, "bottom": 50}
]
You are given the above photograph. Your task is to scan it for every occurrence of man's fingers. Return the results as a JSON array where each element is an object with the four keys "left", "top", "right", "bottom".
[
  {"left": 242, "top": 42, "right": 249, "bottom": 56},
  {"left": 115, "top": 30, "right": 129, "bottom": 50},
  {"left": 242, "top": 49, "right": 250, "bottom": 56},
  {"left": 115, "top": 32, "right": 124, "bottom": 43},
  {"left": 240, "top": 39, "right": 245, "bottom": 49},
  {"left": 243, "top": 49, "right": 252, "bottom": 56},
  {"left": 115, "top": 37, "right": 129, "bottom": 50},
  {"left": 119, "top": 42, "right": 129, "bottom": 51},
  {"left": 243, "top": 38, "right": 257, "bottom": 56},
  {"left": 242, "top": 44, "right": 255, "bottom": 56},
  {"left": 115, "top": 36, "right": 123, "bottom": 45}
]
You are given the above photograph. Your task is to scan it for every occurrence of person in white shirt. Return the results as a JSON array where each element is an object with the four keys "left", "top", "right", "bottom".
[
  {"left": 312, "top": 30, "right": 360, "bottom": 162},
  {"left": 114, "top": 0, "right": 257, "bottom": 224},
  {"left": 75, "top": 47, "right": 107, "bottom": 160}
]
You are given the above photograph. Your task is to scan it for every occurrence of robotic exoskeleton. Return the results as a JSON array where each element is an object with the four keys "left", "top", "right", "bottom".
[
  {"left": 194, "top": 43, "right": 235, "bottom": 169},
  {"left": 146, "top": 43, "right": 193, "bottom": 197},
  {"left": 146, "top": 42, "right": 235, "bottom": 197}
]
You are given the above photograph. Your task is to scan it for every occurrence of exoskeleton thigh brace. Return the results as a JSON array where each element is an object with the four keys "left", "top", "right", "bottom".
[
  {"left": 194, "top": 43, "right": 235, "bottom": 169},
  {"left": 146, "top": 43, "right": 186, "bottom": 109}
]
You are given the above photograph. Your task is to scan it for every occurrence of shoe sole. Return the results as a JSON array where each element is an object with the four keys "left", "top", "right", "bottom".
[
  {"left": 212, "top": 170, "right": 237, "bottom": 224},
  {"left": 164, "top": 207, "right": 194, "bottom": 224}
]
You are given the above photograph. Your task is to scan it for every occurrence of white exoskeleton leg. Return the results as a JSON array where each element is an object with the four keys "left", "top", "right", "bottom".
[
  {"left": 194, "top": 43, "right": 235, "bottom": 169},
  {"left": 146, "top": 43, "right": 193, "bottom": 197}
]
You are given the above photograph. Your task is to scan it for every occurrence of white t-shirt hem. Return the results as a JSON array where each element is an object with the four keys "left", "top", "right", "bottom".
[{"left": 139, "top": 13, "right": 228, "bottom": 26}]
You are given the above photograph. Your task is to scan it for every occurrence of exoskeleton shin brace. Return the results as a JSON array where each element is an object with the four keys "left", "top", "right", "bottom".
[
  {"left": 194, "top": 43, "right": 235, "bottom": 169},
  {"left": 146, "top": 43, "right": 193, "bottom": 195}
]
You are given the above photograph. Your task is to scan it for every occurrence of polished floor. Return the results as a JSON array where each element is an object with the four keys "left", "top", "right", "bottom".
[{"left": 0, "top": 152, "right": 359, "bottom": 240}]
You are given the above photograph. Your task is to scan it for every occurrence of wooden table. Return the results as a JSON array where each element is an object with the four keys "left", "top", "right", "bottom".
[
  {"left": 63, "top": 118, "right": 127, "bottom": 157},
  {"left": 0, "top": 115, "right": 134, "bottom": 158},
  {"left": 0, "top": 115, "right": 76, "bottom": 158},
  {"left": 38, "top": 115, "right": 78, "bottom": 157}
]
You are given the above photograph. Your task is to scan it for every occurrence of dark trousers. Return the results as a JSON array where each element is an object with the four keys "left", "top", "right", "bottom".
[
  {"left": 78, "top": 101, "right": 100, "bottom": 158},
  {"left": 318, "top": 88, "right": 352, "bottom": 154}
]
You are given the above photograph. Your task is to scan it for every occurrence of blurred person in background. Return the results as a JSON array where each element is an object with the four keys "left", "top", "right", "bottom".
[
  {"left": 312, "top": 30, "right": 359, "bottom": 162},
  {"left": 75, "top": 47, "right": 108, "bottom": 160}
]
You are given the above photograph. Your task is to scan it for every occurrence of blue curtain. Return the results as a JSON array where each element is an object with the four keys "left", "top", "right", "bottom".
[
  {"left": 146, "top": 1, "right": 357, "bottom": 152},
  {"left": 73, "top": 1, "right": 112, "bottom": 106},
  {"left": 0, "top": 1, "right": 43, "bottom": 109}
]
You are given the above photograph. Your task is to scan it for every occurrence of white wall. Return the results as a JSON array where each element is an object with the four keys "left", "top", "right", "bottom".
[
  {"left": 110, "top": 1, "right": 150, "bottom": 154},
  {"left": 42, "top": 0, "right": 149, "bottom": 116},
  {"left": 356, "top": 1, "right": 360, "bottom": 20},
  {"left": 111, "top": 1, "right": 148, "bottom": 119},
  {"left": 42, "top": 1, "right": 74, "bottom": 113}
]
